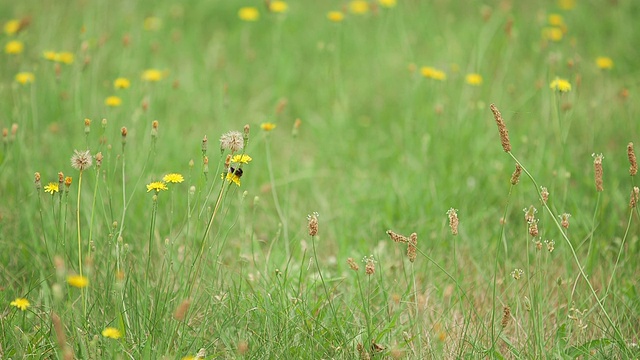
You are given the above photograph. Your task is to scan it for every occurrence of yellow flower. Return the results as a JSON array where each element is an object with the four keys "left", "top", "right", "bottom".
[
  {"left": 542, "top": 27, "right": 563, "bottom": 42},
  {"left": 379, "top": 0, "right": 397, "bottom": 8},
  {"left": 15, "top": 72, "right": 35, "bottom": 85},
  {"left": 231, "top": 154, "right": 252, "bottom": 164},
  {"left": 67, "top": 275, "right": 89, "bottom": 288},
  {"left": 181, "top": 357, "right": 195, "bottom": 360},
  {"left": 101, "top": 327, "right": 122, "bottom": 339},
  {"left": 595, "top": 56, "right": 613, "bottom": 70},
  {"left": 144, "top": 17, "right": 162, "bottom": 31},
  {"left": 223, "top": 172, "right": 242, "bottom": 186},
  {"left": 105, "top": 96, "right": 122, "bottom": 107},
  {"left": 10, "top": 298, "right": 30, "bottom": 311},
  {"left": 44, "top": 182, "right": 59, "bottom": 194},
  {"left": 558, "top": 0, "right": 576, "bottom": 10},
  {"left": 420, "top": 66, "right": 446, "bottom": 81},
  {"left": 238, "top": 7, "right": 259, "bottom": 21},
  {"left": 43, "top": 51, "right": 57, "bottom": 61},
  {"left": 5, "top": 40, "right": 24, "bottom": 55},
  {"left": 57, "top": 52, "right": 74, "bottom": 65},
  {"left": 550, "top": 77, "right": 571, "bottom": 92},
  {"left": 350, "top": 0, "right": 369, "bottom": 14},
  {"left": 114, "top": 77, "right": 131, "bottom": 89},
  {"left": 4, "top": 19, "right": 20, "bottom": 35},
  {"left": 163, "top": 173, "right": 184, "bottom": 183},
  {"left": 142, "top": 69, "right": 164, "bottom": 82},
  {"left": 260, "top": 122, "right": 277, "bottom": 131},
  {"left": 270, "top": 1, "right": 288, "bottom": 13},
  {"left": 547, "top": 14, "right": 564, "bottom": 26},
  {"left": 146, "top": 181, "right": 168, "bottom": 192},
  {"left": 327, "top": 11, "right": 345, "bottom": 22},
  {"left": 465, "top": 73, "right": 483, "bottom": 86}
]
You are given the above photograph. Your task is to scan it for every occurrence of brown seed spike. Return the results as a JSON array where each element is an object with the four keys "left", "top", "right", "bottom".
[
  {"left": 593, "top": 153, "right": 604, "bottom": 192},
  {"left": 386, "top": 230, "right": 409, "bottom": 243},
  {"left": 501, "top": 306, "right": 511, "bottom": 328},
  {"left": 628, "top": 142, "right": 637, "bottom": 176},
  {"left": 490, "top": 103, "right": 511, "bottom": 153},
  {"left": 510, "top": 164, "right": 522, "bottom": 185}
]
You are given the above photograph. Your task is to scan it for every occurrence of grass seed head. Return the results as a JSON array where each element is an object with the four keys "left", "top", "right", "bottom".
[
  {"left": 501, "top": 305, "right": 511, "bottom": 328},
  {"left": 386, "top": 229, "right": 408, "bottom": 243},
  {"left": 510, "top": 163, "right": 522, "bottom": 185},
  {"left": 540, "top": 186, "right": 549, "bottom": 204},
  {"left": 628, "top": 142, "right": 637, "bottom": 176},
  {"left": 347, "top": 257, "right": 359, "bottom": 271},
  {"left": 34, "top": 172, "right": 41, "bottom": 190},
  {"left": 593, "top": 153, "right": 604, "bottom": 192},
  {"left": 447, "top": 208, "right": 459, "bottom": 235},
  {"left": 407, "top": 233, "right": 418, "bottom": 262},
  {"left": 307, "top": 212, "right": 319, "bottom": 237},
  {"left": 490, "top": 103, "right": 511, "bottom": 152},
  {"left": 630, "top": 187, "right": 639, "bottom": 208}
]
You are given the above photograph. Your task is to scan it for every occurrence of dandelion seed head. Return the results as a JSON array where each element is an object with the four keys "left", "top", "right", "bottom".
[
  {"left": 220, "top": 131, "right": 244, "bottom": 152},
  {"left": 71, "top": 150, "right": 92, "bottom": 171}
]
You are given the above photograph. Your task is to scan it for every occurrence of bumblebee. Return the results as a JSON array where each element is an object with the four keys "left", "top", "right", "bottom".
[{"left": 229, "top": 166, "right": 243, "bottom": 178}]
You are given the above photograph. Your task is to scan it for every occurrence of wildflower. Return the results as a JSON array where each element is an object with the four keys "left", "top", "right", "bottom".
[
  {"left": 114, "top": 77, "right": 131, "bottom": 89},
  {"left": 270, "top": 1, "right": 288, "bottom": 13},
  {"left": 67, "top": 274, "right": 89, "bottom": 288},
  {"left": 307, "top": 212, "right": 319, "bottom": 236},
  {"left": 4, "top": 19, "right": 20, "bottom": 35},
  {"left": 71, "top": 150, "right": 92, "bottom": 171},
  {"left": 15, "top": 72, "right": 35, "bottom": 85},
  {"left": 524, "top": 205, "right": 537, "bottom": 223},
  {"left": 219, "top": 131, "right": 244, "bottom": 152},
  {"left": 628, "top": 142, "right": 637, "bottom": 176},
  {"left": 163, "top": 173, "right": 184, "bottom": 183},
  {"left": 379, "top": 0, "right": 397, "bottom": 8},
  {"left": 559, "top": 213, "right": 571, "bottom": 229},
  {"left": 347, "top": 257, "right": 359, "bottom": 271},
  {"left": 363, "top": 255, "right": 376, "bottom": 275},
  {"left": 101, "top": 327, "right": 122, "bottom": 339},
  {"left": 550, "top": 77, "right": 571, "bottom": 92},
  {"left": 548, "top": 14, "right": 564, "bottom": 26},
  {"left": 447, "top": 208, "right": 459, "bottom": 235},
  {"left": 95, "top": 152, "right": 103, "bottom": 168},
  {"left": 10, "top": 298, "right": 30, "bottom": 311},
  {"left": 327, "top": 11, "right": 345, "bottom": 22},
  {"left": 542, "top": 27, "right": 563, "bottom": 41},
  {"left": 105, "top": 96, "right": 122, "bottom": 107},
  {"left": 465, "top": 73, "right": 483, "bottom": 86},
  {"left": 231, "top": 154, "right": 252, "bottom": 164},
  {"left": 420, "top": 66, "right": 447, "bottom": 81},
  {"left": 64, "top": 176, "right": 72, "bottom": 191},
  {"left": 143, "top": 17, "right": 162, "bottom": 31},
  {"left": 350, "top": 0, "right": 369, "bottom": 14},
  {"left": 510, "top": 268, "right": 524, "bottom": 280},
  {"left": 510, "top": 164, "right": 522, "bottom": 185},
  {"left": 544, "top": 239, "right": 555, "bottom": 252},
  {"left": 151, "top": 120, "right": 159, "bottom": 138},
  {"left": 261, "top": 122, "right": 277, "bottom": 131},
  {"left": 593, "top": 153, "right": 604, "bottom": 192},
  {"left": 43, "top": 51, "right": 57, "bottom": 61},
  {"left": 223, "top": 170, "right": 242, "bottom": 186},
  {"left": 44, "top": 183, "right": 59, "bottom": 194},
  {"left": 238, "top": 7, "right": 259, "bottom": 21},
  {"left": 540, "top": 187, "right": 549, "bottom": 204},
  {"left": 142, "top": 69, "right": 164, "bottom": 82},
  {"left": 146, "top": 181, "right": 168, "bottom": 192},
  {"left": 57, "top": 52, "right": 74, "bottom": 65},
  {"left": 594, "top": 56, "right": 613, "bottom": 70},
  {"left": 5, "top": 40, "right": 24, "bottom": 54},
  {"left": 490, "top": 103, "right": 511, "bottom": 153}
]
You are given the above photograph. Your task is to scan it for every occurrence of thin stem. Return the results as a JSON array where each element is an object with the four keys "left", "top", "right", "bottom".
[
  {"left": 604, "top": 210, "right": 633, "bottom": 300},
  {"left": 311, "top": 234, "right": 344, "bottom": 343},
  {"left": 76, "top": 170, "right": 86, "bottom": 317},
  {"left": 265, "top": 135, "right": 289, "bottom": 258}
]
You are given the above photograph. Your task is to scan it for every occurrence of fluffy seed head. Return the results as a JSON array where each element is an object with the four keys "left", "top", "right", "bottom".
[
  {"left": 71, "top": 150, "right": 92, "bottom": 171},
  {"left": 220, "top": 130, "right": 244, "bottom": 153}
]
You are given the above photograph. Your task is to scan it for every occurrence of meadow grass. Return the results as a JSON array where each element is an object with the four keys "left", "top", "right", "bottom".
[{"left": 1, "top": 0, "right": 639, "bottom": 358}]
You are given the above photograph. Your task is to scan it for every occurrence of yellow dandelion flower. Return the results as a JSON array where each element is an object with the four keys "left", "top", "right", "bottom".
[
  {"left": 231, "top": 154, "right": 252, "bottom": 164},
  {"left": 223, "top": 172, "right": 242, "bottom": 186},
  {"left": 548, "top": 14, "right": 564, "bottom": 26},
  {"left": 101, "top": 327, "right": 122, "bottom": 339},
  {"left": 15, "top": 72, "right": 35, "bottom": 85},
  {"left": 57, "top": 52, "right": 74, "bottom": 65},
  {"left": 44, "top": 182, "right": 59, "bottom": 194},
  {"left": 67, "top": 275, "right": 89, "bottom": 288},
  {"left": 163, "top": 173, "right": 184, "bottom": 183},
  {"left": 595, "top": 56, "right": 613, "bottom": 70},
  {"left": 5, "top": 40, "right": 24, "bottom": 55},
  {"left": 238, "top": 7, "right": 259, "bottom": 21},
  {"left": 420, "top": 66, "right": 447, "bottom": 81},
  {"left": 260, "top": 122, "right": 277, "bottom": 131},
  {"left": 142, "top": 69, "right": 164, "bottom": 82},
  {"left": 465, "top": 73, "right": 483, "bottom": 86},
  {"left": 105, "top": 96, "right": 122, "bottom": 107},
  {"left": 350, "top": 0, "right": 369, "bottom": 14},
  {"left": 10, "top": 298, "right": 30, "bottom": 311},
  {"left": 379, "top": 0, "right": 397, "bottom": 8},
  {"left": 270, "top": 1, "right": 288, "bottom": 13},
  {"left": 4, "top": 19, "right": 20, "bottom": 35},
  {"left": 146, "top": 181, "right": 168, "bottom": 192},
  {"left": 542, "top": 27, "right": 563, "bottom": 41},
  {"left": 43, "top": 51, "right": 57, "bottom": 61},
  {"left": 327, "top": 11, "right": 345, "bottom": 22},
  {"left": 114, "top": 77, "right": 131, "bottom": 89},
  {"left": 550, "top": 77, "right": 571, "bottom": 92},
  {"left": 144, "top": 17, "right": 162, "bottom": 31},
  {"left": 558, "top": 0, "right": 576, "bottom": 10}
]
